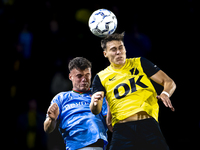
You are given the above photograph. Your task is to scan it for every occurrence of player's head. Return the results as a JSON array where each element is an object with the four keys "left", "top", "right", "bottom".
[
  {"left": 101, "top": 33, "right": 126, "bottom": 67},
  {"left": 68, "top": 57, "right": 92, "bottom": 92}
]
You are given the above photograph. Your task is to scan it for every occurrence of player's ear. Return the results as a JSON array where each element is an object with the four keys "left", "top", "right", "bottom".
[
  {"left": 103, "top": 50, "right": 108, "bottom": 58},
  {"left": 69, "top": 73, "right": 72, "bottom": 81}
]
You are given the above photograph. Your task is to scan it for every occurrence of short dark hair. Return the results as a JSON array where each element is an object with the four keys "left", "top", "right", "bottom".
[
  {"left": 101, "top": 32, "right": 124, "bottom": 50},
  {"left": 68, "top": 57, "right": 92, "bottom": 71}
]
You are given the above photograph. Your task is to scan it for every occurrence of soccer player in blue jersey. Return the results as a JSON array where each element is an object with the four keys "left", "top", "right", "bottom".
[{"left": 44, "top": 57, "right": 108, "bottom": 150}]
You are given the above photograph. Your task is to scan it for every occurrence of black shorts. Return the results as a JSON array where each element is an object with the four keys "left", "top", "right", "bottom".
[{"left": 109, "top": 118, "right": 169, "bottom": 150}]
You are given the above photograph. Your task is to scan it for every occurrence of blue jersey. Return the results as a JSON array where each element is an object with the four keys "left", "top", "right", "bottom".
[{"left": 48, "top": 90, "right": 108, "bottom": 150}]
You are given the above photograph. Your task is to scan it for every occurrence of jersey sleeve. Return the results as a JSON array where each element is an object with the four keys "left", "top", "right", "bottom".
[
  {"left": 92, "top": 74, "right": 106, "bottom": 94},
  {"left": 140, "top": 57, "right": 160, "bottom": 77}
]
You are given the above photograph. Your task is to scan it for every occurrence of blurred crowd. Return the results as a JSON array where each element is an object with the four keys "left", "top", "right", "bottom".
[{"left": 1, "top": 0, "right": 198, "bottom": 150}]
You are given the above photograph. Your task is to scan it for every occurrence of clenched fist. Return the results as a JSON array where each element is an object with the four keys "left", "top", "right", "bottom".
[
  {"left": 47, "top": 103, "right": 59, "bottom": 120},
  {"left": 92, "top": 91, "right": 104, "bottom": 106}
]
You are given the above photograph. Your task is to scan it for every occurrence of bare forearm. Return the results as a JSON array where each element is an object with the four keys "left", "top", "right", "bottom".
[
  {"left": 90, "top": 91, "right": 104, "bottom": 115},
  {"left": 44, "top": 117, "right": 57, "bottom": 133},
  {"left": 90, "top": 100, "right": 102, "bottom": 115},
  {"left": 106, "top": 101, "right": 113, "bottom": 132},
  {"left": 150, "top": 70, "right": 176, "bottom": 97},
  {"left": 163, "top": 79, "right": 176, "bottom": 97}
]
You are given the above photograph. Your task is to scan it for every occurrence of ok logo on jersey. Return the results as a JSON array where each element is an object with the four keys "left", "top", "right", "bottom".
[{"left": 114, "top": 68, "right": 148, "bottom": 99}]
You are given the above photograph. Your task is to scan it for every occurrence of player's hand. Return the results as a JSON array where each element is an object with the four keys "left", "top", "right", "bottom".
[
  {"left": 157, "top": 93, "right": 175, "bottom": 111},
  {"left": 47, "top": 103, "right": 59, "bottom": 120},
  {"left": 92, "top": 92, "right": 103, "bottom": 106}
]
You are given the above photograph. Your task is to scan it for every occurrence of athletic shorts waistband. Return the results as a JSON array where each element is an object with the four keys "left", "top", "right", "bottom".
[{"left": 115, "top": 117, "right": 157, "bottom": 127}]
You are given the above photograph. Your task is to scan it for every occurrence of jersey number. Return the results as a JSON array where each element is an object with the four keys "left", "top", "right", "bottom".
[{"left": 114, "top": 75, "right": 148, "bottom": 99}]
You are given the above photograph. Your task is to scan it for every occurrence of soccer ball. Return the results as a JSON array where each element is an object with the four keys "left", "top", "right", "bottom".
[{"left": 88, "top": 9, "right": 117, "bottom": 38}]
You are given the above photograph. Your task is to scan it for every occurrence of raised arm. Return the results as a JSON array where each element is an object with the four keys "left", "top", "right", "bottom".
[
  {"left": 150, "top": 70, "right": 176, "bottom": 111},
  {"left": 90, "top": 74, "right": 106, "bottom": 115},
  {"left": 44, "top": 103, "right": 59, "bottom": 133},
  {"left": 90, "top": 91, "right": 104, "bottom": 115}
]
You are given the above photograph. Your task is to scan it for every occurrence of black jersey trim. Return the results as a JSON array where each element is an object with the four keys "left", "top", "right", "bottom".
[{"left": 140, "top": 57, "right": 160, "bottom": 77}]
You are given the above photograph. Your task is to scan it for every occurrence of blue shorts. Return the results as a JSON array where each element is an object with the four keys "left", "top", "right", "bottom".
[{"left": 109, "top": 118, "right": 169, "bottom": 150}]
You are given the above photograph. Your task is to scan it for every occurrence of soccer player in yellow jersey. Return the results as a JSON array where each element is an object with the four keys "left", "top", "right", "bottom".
[{"left": 90, "top": 33, "right": 176, "bottom": 150}]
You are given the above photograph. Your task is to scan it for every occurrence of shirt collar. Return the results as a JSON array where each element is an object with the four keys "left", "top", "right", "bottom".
[{"left": 72, "top": 89, "right": 91, "bottom": 94}]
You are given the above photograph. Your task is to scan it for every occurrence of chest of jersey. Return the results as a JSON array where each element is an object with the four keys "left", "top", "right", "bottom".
[
  {"left": 52, "top": 91, "right": 108, "bottom": 149},
  {"left": 101, "top": 59, "right": 155, "bottom": 103}
]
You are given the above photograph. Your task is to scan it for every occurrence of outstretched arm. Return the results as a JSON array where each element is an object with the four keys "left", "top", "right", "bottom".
[
  {"left": 150, "top": 70, "right": 176, "bottom": 111},
  {"left": 44, "top": 103, "right": 59, "bottom": 133}
]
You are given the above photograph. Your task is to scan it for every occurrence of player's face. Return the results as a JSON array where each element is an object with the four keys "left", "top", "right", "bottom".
[
  {"left": 103, "top": 40, "right": 126, "bottom": 68},
  {"left": 69, "top": 68, "right": 91, "bottom": 92}
]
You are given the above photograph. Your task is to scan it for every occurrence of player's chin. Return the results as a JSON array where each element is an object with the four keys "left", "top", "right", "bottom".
[
  {"left": 115, "top": 60, "right": 125, "bottom": 65},
  {"left": 79, "top": 86, "right": 90, "bottom": 92}
]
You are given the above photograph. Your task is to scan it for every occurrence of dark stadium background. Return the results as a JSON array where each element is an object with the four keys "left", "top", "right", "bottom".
[{"left": 1, "top": 0, "right": 199, "bottom": 149}]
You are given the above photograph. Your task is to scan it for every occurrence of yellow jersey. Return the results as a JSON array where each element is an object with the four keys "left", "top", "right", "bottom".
[{"left": 92, "top": 57, "right": 160, "bottom": 126}]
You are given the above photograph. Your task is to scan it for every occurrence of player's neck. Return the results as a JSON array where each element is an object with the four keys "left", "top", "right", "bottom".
[{"left": 111, "top": 61, "right": 126, "bottom": 70}]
